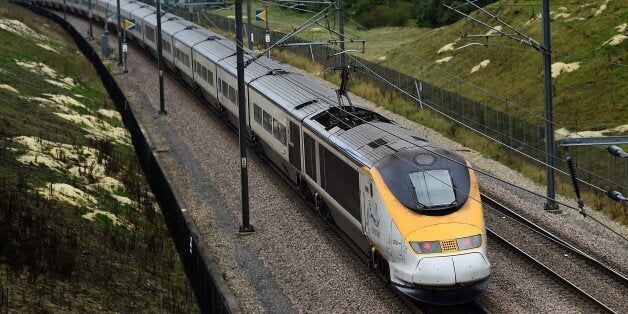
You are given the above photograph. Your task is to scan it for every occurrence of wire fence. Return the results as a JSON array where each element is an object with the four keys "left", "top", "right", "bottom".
[
  {"left": 25, "top": 4, "right": 234, "bottom": 312},
  {"left": 182, "top": 8, "right": 627, "bottom": 194}
]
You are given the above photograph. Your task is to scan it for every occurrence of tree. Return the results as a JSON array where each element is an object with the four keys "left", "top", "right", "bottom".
[{"left": 415, "top": 0, "right": 497, "bottom": 28}]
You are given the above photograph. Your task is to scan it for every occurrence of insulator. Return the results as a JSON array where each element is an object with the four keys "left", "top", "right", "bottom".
[
  {"left": 566, "top": 156, "right": 581, "bottom": 200},
  {"left": 607, "top": 190, "right": 628, "bottom": 204},
  {"left": 607, "top": 145, "right": 628, "bottom": 159}
]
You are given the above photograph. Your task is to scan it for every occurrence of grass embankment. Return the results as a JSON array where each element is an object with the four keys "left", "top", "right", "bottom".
[
  {"left": 383, "top": 0, "right": 627, "bottom": 131},
  {"left": 0, "top": 3, "right": 196, "bottom": 311}
]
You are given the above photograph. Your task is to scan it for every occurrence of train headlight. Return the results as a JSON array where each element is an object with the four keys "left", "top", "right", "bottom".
[
  {"left": 456, "top": 234, "right": 482, "bottom": 250},
  {"left": 410, "top": 241, "right": 442, "bottom": 254}
]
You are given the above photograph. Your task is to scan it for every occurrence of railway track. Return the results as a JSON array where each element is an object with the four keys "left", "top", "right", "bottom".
[{"left": 482, "top": 194, "right": 627, "bottom": 313}]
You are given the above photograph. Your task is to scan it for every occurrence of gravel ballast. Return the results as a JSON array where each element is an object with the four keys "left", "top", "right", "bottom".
[{"left": 60, "top": 12, "right": 627, "bottom": 312}]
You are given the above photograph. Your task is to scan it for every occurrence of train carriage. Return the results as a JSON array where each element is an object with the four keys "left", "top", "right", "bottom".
[
  {"left": 159, "top": 18, "right": 195, "bottom": 72},
  {"left": 171, "top": 27, "right": 207, "bottom": 87},
  {"left": 118, "top": 1, "right": 142, "bottom": 36},
  {"left": 66, "top": 0, "right": 80, "bottom": 13},
  {"left": 93, "top": 0, "right": 113, "bottom": 21},
  {"left": 190, "top": 35, "right": 233, "bottom": 106}
]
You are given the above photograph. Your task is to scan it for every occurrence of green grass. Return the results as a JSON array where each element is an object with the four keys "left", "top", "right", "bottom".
[
  {"left": 0, "top": 2, "right": 197, "bottom": 311},
  {"left": 382, "top": 1, "right": 627, "bottom": 131}
]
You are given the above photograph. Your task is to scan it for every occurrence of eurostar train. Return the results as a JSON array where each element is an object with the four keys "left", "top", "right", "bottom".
[{"left": 39, "top": 0, "right": 491, "bottom": 304}]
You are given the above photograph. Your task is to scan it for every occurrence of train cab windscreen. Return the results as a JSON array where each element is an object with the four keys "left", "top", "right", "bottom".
[
  {"left": 374, "top": 148, "right": 470, "bottom": 214},
  {"left": 408, "top": 170, "right": 456, "bottom": 209}
]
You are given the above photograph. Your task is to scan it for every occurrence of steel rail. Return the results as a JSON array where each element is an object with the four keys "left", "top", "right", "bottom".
[
  {"left": 484, "top": 195, "right": 621, "bottom": 313},
  {"left": 482, "top": 194, "right": 628, "bottom": 284}
]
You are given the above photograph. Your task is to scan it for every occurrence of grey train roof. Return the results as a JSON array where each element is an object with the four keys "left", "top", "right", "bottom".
[
  {"left": 142, "top": 13, "right": 179, "bottom": 28},
  {"left": 129, "top": 7, "right": 154, "bottom": 19},
  {"left": 173, "top": 27, "right": 209, "bottom": 47},
  {"left": 160, "top": 18, "right": 195, "bottom": 36},
  {"left": 218, "top": 55, "right": 286, "bottom": 82},
  {"left": 332, "top": 122, "right": 432, "bottom": 167},
  {"left": 249, "top": 72, "right": 331, "bottom": 119},
  {"left": 194, "top": 37, "right": 236, "bottom": 62},
  {"left": 120, "top": 1, "right": 143, "bottom": 16},
  {"left": 101, "top": 0, "right": 438, "bottom": 169}
]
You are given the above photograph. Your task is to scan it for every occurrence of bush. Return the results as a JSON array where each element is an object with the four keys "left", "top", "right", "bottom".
[
  {"left": 414, "top": 0, "right": 498, "bottom": 28},
  {"left": 354, "top": 2, "right": 414, "bottom": 28}
]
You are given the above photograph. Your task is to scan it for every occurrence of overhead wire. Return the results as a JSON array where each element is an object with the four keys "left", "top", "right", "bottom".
[
  {"left": 349, "top": 52, "right": 626, "bottom": 192},
  {"left": 175, "top": 3, "right": 627, "bottom": 192},
  {"left": 335, "top": 7, "right": 627, "bottom": 167},
  {"left": 228, "top": 3, "right": 627, "bottom": 193},
  {"left": 347, "top": 54, "right": 627, "bottom": 191},
  {"left": 261, "top": 61, "right": 627, "bottom": 241},
  {"left": 155, "top": 1, "right": 627, "bottom": 240}
]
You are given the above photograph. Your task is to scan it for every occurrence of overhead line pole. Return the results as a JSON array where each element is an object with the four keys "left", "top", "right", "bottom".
[
  {"left": 265, "top": 2, "right": 270, "bottom": 57},
  {"left": 247, "top": 0, "right": 252, "bottom": 50},
  {"left": 445, "top": 1, "right": 560, "bottom": 211},
  {"left": 339, "top": 0, "right": 345, "bottom": 70},
  {"left": 88, "top": 0, "right": 93, "bottom": 39},
  {"left": 541, "top": 0, "right": 558, "bottom": 211},
  {"left": 116, "top": 0, "right": 123, "bottom": 66},
  {"left": 236, "top": 0, "right": 254, "bottom": 233},
  {"left": 157, "top": 0, "right": 166, "bottom": 115}
]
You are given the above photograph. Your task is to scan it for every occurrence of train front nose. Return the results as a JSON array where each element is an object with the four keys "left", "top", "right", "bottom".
[
  {"left": 393, "top": 252, "right": 490, "bottom": 305},
  {"left": 413, "top": 252, "right": 490, "bottom": 286}
]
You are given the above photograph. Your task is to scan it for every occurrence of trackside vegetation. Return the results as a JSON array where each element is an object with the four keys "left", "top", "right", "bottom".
[{"left": 0, "top": 2, "right": 197, "bottom": 311}]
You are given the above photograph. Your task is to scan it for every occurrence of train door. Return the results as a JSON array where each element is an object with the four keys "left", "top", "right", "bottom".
[
  {"left": 362, "top": 173, "right": 379, "bottom": 238},
  {"left": 360, "top": 171, "right": 370, "bottom": 235},
  {"left": 288, "top": 121, "right": 301, "bottom": 171}
]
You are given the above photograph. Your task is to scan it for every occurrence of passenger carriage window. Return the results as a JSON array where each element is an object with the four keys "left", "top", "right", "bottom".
[
  {"left": 253, "top": 104, "right": 261, "bottom": 124},
  {"left": 278, "top": 123, "right": 287, "bottom": 146},
  {"left": 146, "top": 26, "right": 155, "bottom": 43},
  {"left": 222, "top": 81, "right": 228, "bottom": 97},
  {"left": 229, "top": 86, "right": 236, "bottom": 104},
  {"left": 303, "top": 133, "right": 316, "bottom": 179},
  {"left": 262, "top": 111, "right": 271, "bottom": 132},
  {"left": 272, "top": 118, "right": 279, "bottom": 139},
  {"left": 207, "top": 70, "right": 214, "bottom": 86},
  {"left": 202, "top": 67, "right": 208, "bottom": 81}
]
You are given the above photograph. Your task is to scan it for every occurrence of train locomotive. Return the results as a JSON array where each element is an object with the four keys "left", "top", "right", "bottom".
[{"left": 37, "top": 0, "right": 491, "bottom": 304}]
